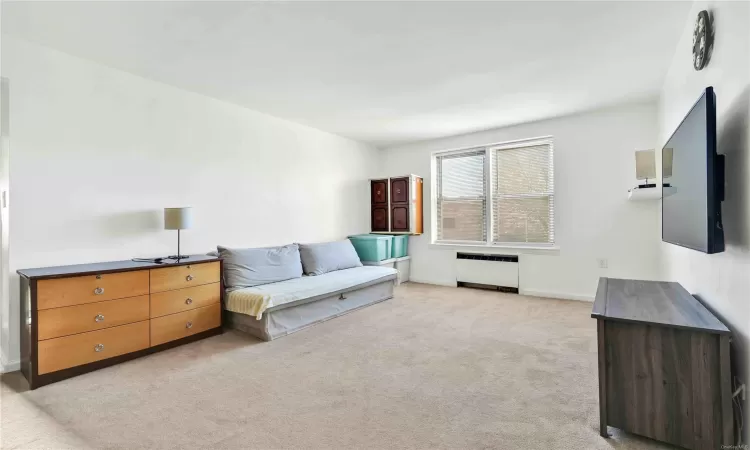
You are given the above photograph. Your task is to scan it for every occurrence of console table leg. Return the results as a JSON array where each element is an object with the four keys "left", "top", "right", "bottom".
[
  {"left": 719, "top": 334, "right": 733, "bottom": 445},
  {"left": 597, "top": 319, "right": 609, "bottom": 438}
]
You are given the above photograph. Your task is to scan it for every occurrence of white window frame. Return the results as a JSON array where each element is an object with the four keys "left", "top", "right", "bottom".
[{"left": 430, "top": 136, "right": 556, "bottom": 251}]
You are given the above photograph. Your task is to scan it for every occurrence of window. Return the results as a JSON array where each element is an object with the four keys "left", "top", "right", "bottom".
[
  {"left": 433, "top": 137, "right": 554, "bottom": 247},
  {"left": 435, "top": 150, "right": 486, "bottom": 242}
]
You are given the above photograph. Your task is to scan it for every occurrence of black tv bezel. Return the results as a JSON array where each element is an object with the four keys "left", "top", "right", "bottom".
[{"left": 661, "top": 86, "right": 724, "bottom": 254}]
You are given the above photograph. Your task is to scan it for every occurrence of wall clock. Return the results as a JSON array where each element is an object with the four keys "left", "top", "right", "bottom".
[{"left": 692, "top": 10, "right": 713, "bottom": 71}]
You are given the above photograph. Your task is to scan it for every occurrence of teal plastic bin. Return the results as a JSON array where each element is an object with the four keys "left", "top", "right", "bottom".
[
  {"left": 391, "top": 235, "right": 409, "bottom": 258},
  {"left": 348, "top": 235, "right": 393, "bottom": 262}
]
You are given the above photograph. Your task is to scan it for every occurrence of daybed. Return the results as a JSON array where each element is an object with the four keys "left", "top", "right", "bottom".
[{"left": 218, "top": 241, "right": 397, "bottom": 341}]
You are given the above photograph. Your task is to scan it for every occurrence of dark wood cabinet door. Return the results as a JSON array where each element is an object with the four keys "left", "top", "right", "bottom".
[
  {"left": 371, "top": 207, "right": 388, "bottom": 232},
  {"left": 391, "top": 205, "right": 409, "bottom": 232},
  {"left": 390, "top": 177, "right": 409, "bottom": 204},
  {"left": 371, "top": 179, "right": 388, "bottom": 205}
]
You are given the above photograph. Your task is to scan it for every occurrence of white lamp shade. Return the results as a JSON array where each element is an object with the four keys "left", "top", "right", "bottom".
[
  {"left": 635, "top": 149, "right": 656, "bottom": 180},
  {"left": 164, "top": 207, "right": 193, "bottom": 230},
  {"left": 662, "top": 148, "right": 673, "bottom": 178}
]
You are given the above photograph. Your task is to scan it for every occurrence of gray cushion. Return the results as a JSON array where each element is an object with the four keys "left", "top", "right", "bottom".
[
  {"left": 218, "top": 244, "right": 303, "bottom": 291},
  {"left": 298, "top": 240, "right": 363, "bottom": 276}
]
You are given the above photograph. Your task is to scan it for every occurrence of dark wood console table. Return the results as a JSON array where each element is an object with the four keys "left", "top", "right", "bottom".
[{"left": 592, "top": 277, "right": 732, "bottom": 450}]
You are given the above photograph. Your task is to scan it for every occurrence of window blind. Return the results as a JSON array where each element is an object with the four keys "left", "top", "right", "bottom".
[
  {"left": 491, "top": 141, "right": 554, "bottom": 244},
  {"left": 433, "top": 137, "right": 554, "bottom": 246},
  {"left": 435, "top": 150, "right": 486, "bottom": 242}
]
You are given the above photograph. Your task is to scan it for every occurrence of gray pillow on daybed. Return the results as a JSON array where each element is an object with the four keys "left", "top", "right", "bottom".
[
  {"left": 298, "top": 240, "right": 363, "bottom": 276},
  {"left": 218, "top": 244, "right": 303, "bottom": 291}
]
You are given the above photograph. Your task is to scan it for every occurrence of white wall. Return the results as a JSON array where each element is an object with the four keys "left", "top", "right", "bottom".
[
  {"left": 381, "top": 101, "right": 662, "bottom": 300},
  {"left": 0, "top": 4, "right": 9, "bottom": 372},
  {"left": 0, "top": 38, "right": 379, "bottom": 367},
  {"left": 657, "top": 1, "right": 750, "bottom": 381}
]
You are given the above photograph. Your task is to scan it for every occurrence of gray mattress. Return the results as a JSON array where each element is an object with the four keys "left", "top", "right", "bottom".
[
  {"left": 225, "top": 266, "right": 397, "bottom": 319},
  {"left": 225, "top": 277, "right": 395, "bottom": 341}
]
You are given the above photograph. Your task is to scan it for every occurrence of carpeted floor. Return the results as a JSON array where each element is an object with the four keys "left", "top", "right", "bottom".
[{"left": 1, "top": 283, "right": 672, "bottom": 449}]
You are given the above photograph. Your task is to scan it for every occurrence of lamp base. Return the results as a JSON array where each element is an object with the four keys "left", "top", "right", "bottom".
[{"left": 166, "top": 255, "right": 191, "bottom": 260}]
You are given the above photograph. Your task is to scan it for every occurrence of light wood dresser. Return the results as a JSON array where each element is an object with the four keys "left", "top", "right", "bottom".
[{"left": 18, "top": 255, "right": 222, "bottom": 389}]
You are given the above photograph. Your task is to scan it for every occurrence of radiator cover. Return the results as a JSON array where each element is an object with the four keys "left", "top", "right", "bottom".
[{"left": 455, "top": 253, "right": 519, "bottom": 289}]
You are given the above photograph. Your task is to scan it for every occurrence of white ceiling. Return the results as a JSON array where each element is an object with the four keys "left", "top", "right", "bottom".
[{"left": 3, "top": 1, "right": 691, "bottom": 147}]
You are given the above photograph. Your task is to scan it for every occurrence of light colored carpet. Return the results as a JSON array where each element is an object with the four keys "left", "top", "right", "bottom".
[{"left": 1, "top": 283, "right": 671, "bottom": 449}]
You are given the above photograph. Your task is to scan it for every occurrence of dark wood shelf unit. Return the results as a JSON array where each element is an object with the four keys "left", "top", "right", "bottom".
[{"left": 369, "top": 175, "right": 423, "bottom": 235}]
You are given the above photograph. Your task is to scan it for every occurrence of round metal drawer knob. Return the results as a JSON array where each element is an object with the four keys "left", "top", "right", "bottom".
[
  {"left": 186, "top": 275, "right": 194, "bottom": 281},
  {"left": 95, "top": 314, "right": 105, "bottom": 322},
  {"left": 94, "top": 287, "right": 105, "bottom": 295},
  {"left": 94, "top": 343, "right": 104, "bottom": 352},
  {"left": 186, "top": 321, "right": 193, "bottom": 329},
  {"left": 185, "top": 298, "right": 193, "bottom": 305}
]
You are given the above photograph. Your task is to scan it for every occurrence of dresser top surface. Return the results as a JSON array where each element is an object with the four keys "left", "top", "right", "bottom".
[
  {"left": 18, "top": 255, "right": 220, "bottom": 279},
  {"left": 591, "top": 277, "right": 730, "bottom": 334}
]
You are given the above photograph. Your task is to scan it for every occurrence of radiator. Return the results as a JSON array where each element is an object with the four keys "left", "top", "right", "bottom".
[{"left": 455, "top": 253, "right": 519, "bottom": 290}]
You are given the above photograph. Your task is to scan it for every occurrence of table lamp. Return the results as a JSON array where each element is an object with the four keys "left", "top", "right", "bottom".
[
  {"left": 164, "top": 207, "right": 193, "bottom": 260},
  {"left": 635, "top": 149, "right": 657, "bottom": 188}
]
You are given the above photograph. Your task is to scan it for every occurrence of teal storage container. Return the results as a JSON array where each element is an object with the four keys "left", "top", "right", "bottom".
[
  {"left": 348, "top": 235, "right": 393, "bottom": 262},
  {"left": 391, "top": 235, "right": 409, "bottom": 258}
]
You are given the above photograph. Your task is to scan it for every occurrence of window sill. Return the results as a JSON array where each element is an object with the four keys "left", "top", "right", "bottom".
[{"left": 429, "top": 242, "right": 560, "bottom": 255}]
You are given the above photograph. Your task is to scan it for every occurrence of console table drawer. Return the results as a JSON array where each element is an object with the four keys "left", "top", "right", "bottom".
[
  {"left": 150, "top": 283, "right": 220, "bottom": 318},
  {"left": 38, "top": 295, "right": 150, "bottom": 340},
  {"left": 150, "top": 262, "right": 220, "bottom": 293},
  {"left": 150, "top": 303, "right": 221, "bottom": 346},
  {"left": 38, "top": 321, "right": 150, "bottom": 375},
  {"left": 37, "top": 270, "right": 150, "bottom": 310}
]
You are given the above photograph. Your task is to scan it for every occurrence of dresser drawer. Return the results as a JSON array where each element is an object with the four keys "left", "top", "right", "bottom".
[
  {"left": 37, "top": 270, "right": 150, "bottom": 310},
  {"left": 150, "top": 283, "right": 220, "bottom": 318},
  {"left": 150, "top": 303, "right": 221, "bottom": 346},
  {"left": 37, "top": 321, "right": 150, "bottom": 375},
  {"left": 38, "top": 295, "right": 150, "bottom": 341},
  {"left": 150, "top": 262, "right": 220, "bottom": 293}
]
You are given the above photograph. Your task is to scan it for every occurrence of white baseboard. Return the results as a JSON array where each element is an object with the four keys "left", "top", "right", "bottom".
[
  {"left": 520, "top": 289, "right": 594, "bottom": 302},
  {"left": 406, "top": 277, "right": 457, "bottom": 288},
  {"left": 1, "top": 352, "right": 20, "bottom": 373},
  {"left": 406, "top": 279, "right": 593, "bottom": 302}
]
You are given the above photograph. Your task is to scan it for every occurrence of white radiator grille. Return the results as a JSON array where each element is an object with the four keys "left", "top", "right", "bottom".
[{"left": 455, "top": 253, "right": 519, "bottom": 289}]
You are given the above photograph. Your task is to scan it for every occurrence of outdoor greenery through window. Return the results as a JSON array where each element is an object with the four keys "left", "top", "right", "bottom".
[{"left": 433, "top": 137, "right": 554, "bottom": 246}]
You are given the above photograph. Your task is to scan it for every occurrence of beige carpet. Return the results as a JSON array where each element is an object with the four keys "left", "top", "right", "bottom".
[{"left": 1, "top": 283, "right": 671, "bottom": 449}]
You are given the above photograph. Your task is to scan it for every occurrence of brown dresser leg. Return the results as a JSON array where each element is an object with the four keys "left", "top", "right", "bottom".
[{"left": 597, "top": 319, "right": 609, "bottom": 438}]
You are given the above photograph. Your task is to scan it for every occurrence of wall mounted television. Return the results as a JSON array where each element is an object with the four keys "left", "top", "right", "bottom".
[{"left": 662, "top": 86, "right": 724, "bottom": 254}]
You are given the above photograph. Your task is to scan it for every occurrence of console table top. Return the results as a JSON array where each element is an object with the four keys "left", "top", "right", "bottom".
[
  {"left": 18, "top": 254, "right": 220, "bottom": 279},
  {"left": 591, "top": 277, "right": 730, "bottom": 335}
]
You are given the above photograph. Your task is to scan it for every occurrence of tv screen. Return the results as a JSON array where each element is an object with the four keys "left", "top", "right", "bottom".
[{"left": 662, "top": 86, "right": 724, "bottom": 254}]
